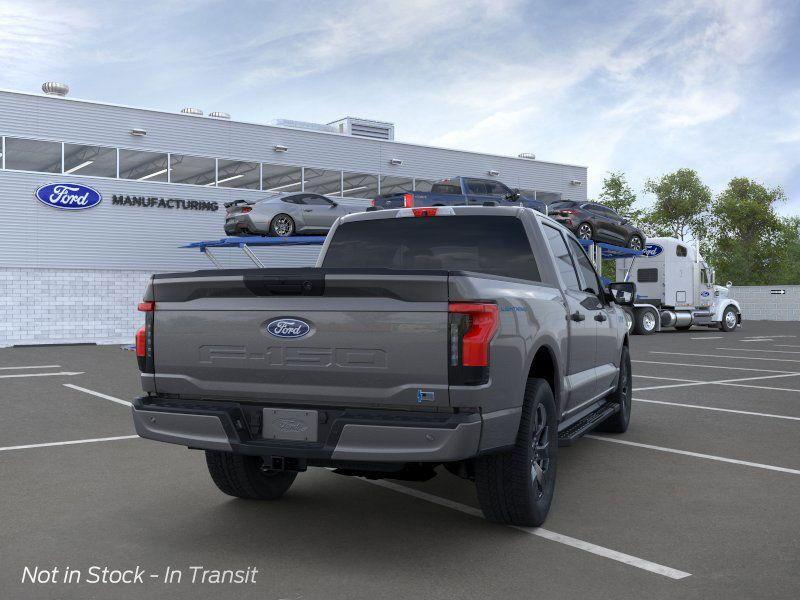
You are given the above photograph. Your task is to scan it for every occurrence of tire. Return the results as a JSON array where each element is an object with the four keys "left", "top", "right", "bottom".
[
  {"left": 576, "top": 222, "right": 593, "bottom": 240},
  {"left": 475, "top": 378, "right": 557, "bottom": 527},
  {"left": 596, "top": 346, "right": 632, "bottom": 433},
  {"left": 269, "top": 214, "right": 295, "bottom": 237},
  {"left": 627, "top": 235, "right": 644, "bottom": 251},
  {"left": 633, "top": 308, "right": 657, "bottom": 335},
  {"left": 205, "top": 451, "right": 297, "bottom": 500},
  {"left": 622, "top": 308, "right": 634, "bottom": 333},
  {"left": 719, "top": 306, "right": 739, "bottom": 332}
]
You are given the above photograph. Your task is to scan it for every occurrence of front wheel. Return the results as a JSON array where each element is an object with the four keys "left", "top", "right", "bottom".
[
  {"left": 596, "top": 346, "right": 632, "bottom": 433},
  {"left": 633, "top": 308, "right": 657, "bottom": 335},
  {"left": 719, "top": 306, "right": 739, "bottom": 332},
  {"left": 205, "top": 451, "right": 297, "bottom": 500},
  {"left": 475, "top": 378, "right": 557, "bottom": 527},
  {"left": 269, "top": 214, "right": 295, "bottom": 237}
]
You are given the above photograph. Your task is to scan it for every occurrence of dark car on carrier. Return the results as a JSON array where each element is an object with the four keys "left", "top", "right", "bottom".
[{"left": 548, "top": 200, "right": 646, "bottom": 250}]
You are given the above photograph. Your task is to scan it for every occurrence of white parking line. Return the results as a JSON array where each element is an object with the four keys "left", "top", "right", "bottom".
[
  {"left": 0, "top": 365, "right": 61, "bottom": 370},
  {"left": 690, "top": 336, "right": 723, "bottom": 340},
  {"left": 650, "top": 351, "right": 800, "bottom": 364},
  {"left": 586, "top": 436, "right": 800, "bottom": 476},
  {"left": 0, "top": 435, "right": 139, "bottom": 453},
  {"left": 776, "top": 344, "right": 800, "bottom": 349},
  {"left": 0, "top": 371, "right": 84, "bottom": 379},
  {"left": 361, "top": 478, "right": 691, "bottom": 579},
  {"left": 740, "top": 339, "right": 773, "bottom": 343},
  {"left": 715, "top": 348, "right": 800, "bottom": 354},
  {"left": 634, "top": 374, "right": 702, "bottom": 383},
  {"left": 633, "top": 360, "right": 797, "bottom": 374},
  {"left": 633, "top": 372, "right": 800, "bottom": 391},
  {"left": 634, "top": 398, "right": 800, "bottom": 422},
  {"left": 63, "top": 384, "right": 132, "bottom": 407}
]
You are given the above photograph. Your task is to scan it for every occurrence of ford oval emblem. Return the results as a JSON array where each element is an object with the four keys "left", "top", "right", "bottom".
[
  {"left": 642, "top": 243, "right": 663, "bottom": 257},
  {"left": 35, "top": 183, "right": 102, "bottom": 210},
  {"left": 265, "top": 318, "right": 311, "bottom": 339}
]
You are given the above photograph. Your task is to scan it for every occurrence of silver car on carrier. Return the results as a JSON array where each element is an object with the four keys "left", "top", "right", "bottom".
[{"left": 224, "top": 192, "right": 363, "bottom": 237}]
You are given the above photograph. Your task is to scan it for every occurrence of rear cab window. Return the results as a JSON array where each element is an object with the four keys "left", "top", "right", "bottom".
[
  {"left": 322, "top": 216, "right": 540, "bottom": 281},
  {"left": 430, "top": 179, "right": 463, "bottom": 195}
]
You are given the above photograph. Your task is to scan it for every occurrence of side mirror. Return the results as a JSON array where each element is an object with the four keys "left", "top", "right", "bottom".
[
  {"left": 726, "top": 281, "right": 732, "bottom": 288},
  {"left": 606, "top": 281, "right": 635, "bottom": 306},
  {"left": 330, "top": 201, "right": 338, "bottom": 208}
]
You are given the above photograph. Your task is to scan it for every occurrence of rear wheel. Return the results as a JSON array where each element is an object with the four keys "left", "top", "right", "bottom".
[
  {"left": 627, "top": 235, "right": 644, "bottom": 251},
  {"left": 475, "top": 378, "right": 557, "bottom": 527},
  {"left": 269, "top": 214, "right": 295, "bottom": 237},
  {"left": 577, "top": 222, "right": 593, "bottom": 240},
  {"left": 205, "top": 451, "right": 297, "bottom": 500},
  {"left": 720, "top": 306, "right": 739, "bottom": 332},
  {"left": 596, "top": 346, "right": 632, "bottom": 433},
  {"left": 633, "top": 308, "right": 657, "bottom": 335}
]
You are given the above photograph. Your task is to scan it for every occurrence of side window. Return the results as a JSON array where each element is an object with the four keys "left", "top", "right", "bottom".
[
  {"left": 543, "top": 225, "right": 581, "bottom": 291},
  {"left": 486, "top": 181, "right": 512, "bottom": 197},
  {"left": 304, "top": 194, "right": 333, "bottom": 206},
  {"left": 568, "top": 237, "right": 602, "bottom": 295},
  {"left": 284, "top": 195, "right": 305, "bottom": 205},
  {"left": 465, "top": 179, "right": 489, "bottom": 195},
  {"left": 676, "top": 245, "right": 688, "bottom": 257}
]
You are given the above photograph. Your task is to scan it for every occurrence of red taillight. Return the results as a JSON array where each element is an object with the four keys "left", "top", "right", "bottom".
[
  {"left": 135, "top": 326, "right": 147, "bottom": 358},
  {"left": 403, "top": 193, "right": 413, "bottom": 208},
  {"left": 557, "top": 209, "right": 577, "bottom": 216},
  {"left": 241, "top": 207, "right": 252, "bottom": 213},
  {"left": 412, "top": 207, "right": 438, "bottom": 217},
  {"left": 449, "top": 303, "right": 499, "bottom": 367},
  {"left": 370, "top": 198, "right": 376, "bottom": 207},
  {"left": 138, "top": 301, "right": 155, "bottom": 312}
]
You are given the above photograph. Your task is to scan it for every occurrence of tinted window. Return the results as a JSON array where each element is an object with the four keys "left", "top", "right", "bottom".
[
  {"left": 542, "top": 225, "right": 580, "bottom": 291},
  {"left": 282, "top": 195, "right": 304, "bottom": 204},
  {"left": 170, "top": 154, "right": 216, "bottom": 186},
  {"left": 676, "top": 245, "right": 688, "bottom": 257},
  {"left": 465, "top": 179, "right": 490, "bottom": 194},
  {"left": 485, "top": 180, "right": 512, "bottom": 196},
  {"left": 568, "top": 237, "right": 601, "bottom": 295},
  {"left": 549, "top": 201, "right": 576, "bottom": 211},
  {"left": 430, "top": 181, "right": 461, "bottom": 194},
  {"left": 64, "top": 144, "right": 117, "bottom": 177},
  {"left": 217, "top": 159, "right": 259, "bottom": 189},
  {"left": 323, "top": 216, "right": 539, "bottom": 281},
  {"left": 638, "top": 268, "right": 658, "bottom": 283},
  {"left": 303, "top": 194, "right": 333, "bottom": 206},
  {"left": 5, "top": 138, "right": 61, "bottom": 173},
  {"left": 119, "top": 149, "right": 168, "bottom": 182}
]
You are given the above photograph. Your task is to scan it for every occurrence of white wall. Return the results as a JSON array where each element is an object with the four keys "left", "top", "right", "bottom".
[{"left": 729, "top": 285, "right": 800, "bottom": 322}]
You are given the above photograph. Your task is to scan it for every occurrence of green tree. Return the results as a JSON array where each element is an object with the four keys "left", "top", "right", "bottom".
[
  {"left": 706, "top": 178, "right": 787, "bottom": 285},
  {"left": 642, "top": 168, "right": 711, "bottom": 241},
  {"left": 598, "top": 171, "right": 643, "bottom": 224}
]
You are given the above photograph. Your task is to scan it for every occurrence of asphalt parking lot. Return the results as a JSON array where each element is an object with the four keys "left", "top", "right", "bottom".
[{"left": 2, "top": 321, "right": 799, "bottom": 600}]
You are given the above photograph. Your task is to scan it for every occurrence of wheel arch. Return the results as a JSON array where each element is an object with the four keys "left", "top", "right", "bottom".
[{"left": 526, "top": 343, "right": 561, "bottom": 416}]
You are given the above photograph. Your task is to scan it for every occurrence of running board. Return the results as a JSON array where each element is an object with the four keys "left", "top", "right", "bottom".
[{"left": 558, "top": 402, "right": 619, "bottom": 447}]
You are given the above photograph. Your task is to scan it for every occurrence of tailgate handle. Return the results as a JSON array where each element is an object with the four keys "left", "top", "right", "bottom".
[{"left": 244, "top": 275, "right": 324, "bottom": 296}]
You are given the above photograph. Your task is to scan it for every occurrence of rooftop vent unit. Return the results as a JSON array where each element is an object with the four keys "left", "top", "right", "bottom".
[
  {"left": 180, "top": 107, "right": 203, "bottom": 116},
  {"left": 42, "top": 82, "right": 69, "bottom": 96},
  {"left": 209, "top": 111, "right": 230, "bottom": 119},
  {"left": 269, "top": 119, "right": 337, "bottom": 134},
  {"left": 328, "top": 117, "right": 394, "bottom": 141},
  {"left": 518, "top": 152, "right": 536, "bottom": 160}
]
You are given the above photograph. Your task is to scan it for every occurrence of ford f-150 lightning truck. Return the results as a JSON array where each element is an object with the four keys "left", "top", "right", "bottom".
[{"left": 132, "top": 206, "right": 634, "bottom": 526}]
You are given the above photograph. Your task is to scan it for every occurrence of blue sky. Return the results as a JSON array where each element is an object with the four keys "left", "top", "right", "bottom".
[{"left": 2, "top": 0, "right": 799, "bottom": 213}]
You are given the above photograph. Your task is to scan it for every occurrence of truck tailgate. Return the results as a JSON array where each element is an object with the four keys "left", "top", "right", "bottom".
[{"left": 149, "top": 269, "right": 450, "bottom": 408}]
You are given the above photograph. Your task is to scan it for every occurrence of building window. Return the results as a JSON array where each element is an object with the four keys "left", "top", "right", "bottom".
[
  {"left": 414, "top": 178, "right": 436, "bottom": 192},
  {"left": 4, "top": 137, "right": 61, "bottom": 173},
  {"left": 63, "top": 144, "right": 117, "bottom": 177},
  {"left": 379, "top": 175, "right": 413, "bottom": 195},
  {"left": 217, "top": 159, "right": 260, "bottom": 189},
  {"left": 119, "top": 149, "right": 169, "bottom": 182},
  {"left": 170, "top": 154, "right": 216, "bottom": 186},
  {"left": 341, "top": 172, "right": 378, "bottom": 199},
  {"left": 304, "top": 168, "right": 342, "bottom": 196},
  {"left": 262, "top": 163, "right": 302, "bottom": 193}
]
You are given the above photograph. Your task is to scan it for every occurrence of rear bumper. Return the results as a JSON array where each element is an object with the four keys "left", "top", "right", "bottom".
[{"left": 131, "top": 396, "right": 483, "bottom": 463}]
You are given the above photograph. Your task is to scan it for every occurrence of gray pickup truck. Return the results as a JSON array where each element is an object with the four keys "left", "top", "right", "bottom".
[{"left": 132, "top": 206, "right": 635, "bottom": 526}]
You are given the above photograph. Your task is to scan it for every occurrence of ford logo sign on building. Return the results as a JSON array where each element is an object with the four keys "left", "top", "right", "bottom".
[
  {"left": 265, "top": 318, "right": 311, "bottom": 339},
  {"left": 35, "top": 183, "right": 102, "bottom": 210},
  {"left": 642, "top": 243, "right": 663, "bottom": 257}
]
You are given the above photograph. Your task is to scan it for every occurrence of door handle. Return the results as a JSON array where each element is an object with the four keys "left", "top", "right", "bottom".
[
  {"left": 594, "top": 313, "right": 607, "bottom": 322},
  {"left": 303, "top": 209, "right": 313, "bottom": 212},
  {"left": 570, "top": 311, "right": 585, "bottom": 322}
]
